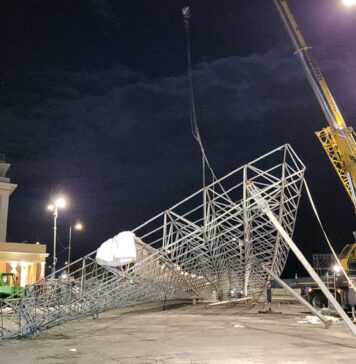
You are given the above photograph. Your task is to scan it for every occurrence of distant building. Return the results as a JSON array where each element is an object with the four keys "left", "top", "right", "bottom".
[
  {"left": 0, "top": 155, "right": 48, "bottom": 286},
  {"left": 0, "top": 242, "right": 47, "bottom": 286}
]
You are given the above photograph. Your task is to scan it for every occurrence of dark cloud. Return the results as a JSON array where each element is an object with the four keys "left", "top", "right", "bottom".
[{"left": 90, "top": 0, "right": 116, "bottom": 21}]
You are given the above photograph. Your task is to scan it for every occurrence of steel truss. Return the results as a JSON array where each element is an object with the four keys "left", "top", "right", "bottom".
[
  {"left": 313, "top": 253, "right": 335, "bottom": 276},
  {"left": 0, "top": 144, "right": 306, "bottom": 339}
]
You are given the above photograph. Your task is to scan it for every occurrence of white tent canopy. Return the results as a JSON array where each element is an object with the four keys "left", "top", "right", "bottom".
[{"left": 96, "top": 231, "right": 137, "bottom": 267}]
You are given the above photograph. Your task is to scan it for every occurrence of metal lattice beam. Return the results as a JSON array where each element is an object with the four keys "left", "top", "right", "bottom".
[{"left": 0, "top": 144, "right": 305, "bottom": 339}]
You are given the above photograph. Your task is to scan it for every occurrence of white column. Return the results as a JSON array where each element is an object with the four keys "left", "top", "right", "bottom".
[
  {"left": 0, "top": 161, "right": 17, "bottom": 242},
  {"left": 40, "top": 262, "right": 45, "bottom": 280},
  {"left": 20, "top": 263, "right": 28, "bottom": 287}
]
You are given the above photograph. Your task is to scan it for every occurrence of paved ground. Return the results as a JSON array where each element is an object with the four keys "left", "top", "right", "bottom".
[{"left": 1, "top": 300, "right": 356, "bottom": 364}]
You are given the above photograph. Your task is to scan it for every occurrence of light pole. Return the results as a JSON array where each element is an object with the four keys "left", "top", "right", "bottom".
[
  {"left": 47, "top": 197, "right": 66, "bottom": 277},
  {"left": 332, "top": 264, "right": 341, "bottom": 299},
  {"left": 67, "top": 222, "right": 83, "bottom": 273}
]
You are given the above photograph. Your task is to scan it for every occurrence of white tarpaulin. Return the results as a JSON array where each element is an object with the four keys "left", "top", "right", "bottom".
[{"left": 96, "top": 231, "right": 137, "bottom": 267}]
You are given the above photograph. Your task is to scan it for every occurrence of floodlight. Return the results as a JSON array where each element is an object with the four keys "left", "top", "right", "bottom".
[
  {"left": 343, "top": 0, "right": 356, "bottom": 6},
  {"left": 55, "top": 198, "right": 66, "bottom": 208},
  {"left": 74, "top": 222, "right": 83, "bottom": 230}
]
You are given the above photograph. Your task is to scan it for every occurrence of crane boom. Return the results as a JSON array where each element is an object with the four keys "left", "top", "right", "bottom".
[{"left": 274, "top": 0, "right": 356, "bottom": 209}]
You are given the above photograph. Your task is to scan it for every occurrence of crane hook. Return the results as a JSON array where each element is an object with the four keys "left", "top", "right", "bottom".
[{"left": 182, "top": 6, "right": 191, "bottom": 26}]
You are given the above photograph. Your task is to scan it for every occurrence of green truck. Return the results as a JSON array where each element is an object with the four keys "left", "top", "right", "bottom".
[{"left": 0, "top": 273, "right": 22, "bottom": 298}]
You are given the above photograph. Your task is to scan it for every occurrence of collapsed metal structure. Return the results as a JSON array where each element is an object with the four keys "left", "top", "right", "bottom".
[{"left": 0, "top": 144, "right": 310, "bottom": 339}]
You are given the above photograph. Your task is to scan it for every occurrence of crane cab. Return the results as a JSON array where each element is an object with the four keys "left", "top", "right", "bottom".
[{"left": 339, "top": 244, "right": 356, "bottom": 274}]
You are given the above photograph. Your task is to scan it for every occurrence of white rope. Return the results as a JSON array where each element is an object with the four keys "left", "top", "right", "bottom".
[{"left": 303, "top": 178, "right": 356, "bottom": 294}]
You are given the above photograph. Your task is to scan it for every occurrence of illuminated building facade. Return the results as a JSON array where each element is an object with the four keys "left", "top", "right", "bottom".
[{"left": 0, "top": 242, "right": 48, "bottom": 286}]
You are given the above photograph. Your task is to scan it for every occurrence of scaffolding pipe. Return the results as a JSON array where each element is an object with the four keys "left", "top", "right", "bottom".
[
  {"left": 262, "top": 265, "right": 331, "bottom": 328},
  {"left": 248, "top": 182, "right": 356, "bottom": 337}
]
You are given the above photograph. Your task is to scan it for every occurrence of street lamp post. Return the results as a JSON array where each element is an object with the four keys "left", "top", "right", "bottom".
[
  {"left": 68, "top": 225, "right": 72, "bottom": 270},
  {"left": 47, "top": 197, "right": 66, "bottom": 277},
  {"left": 52, "top": 205, "right": 58, "bottom": 275},
  {"left": 333, "top": 264, "right": 341, "bottom": 299},
  {"left": 67, "top": 222, "right": 83, "bottom": 273}
]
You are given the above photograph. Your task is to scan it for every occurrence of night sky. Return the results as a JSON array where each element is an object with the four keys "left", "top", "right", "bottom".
[{"left": 2, "top": 0, "right": 356, "bottom": 276}]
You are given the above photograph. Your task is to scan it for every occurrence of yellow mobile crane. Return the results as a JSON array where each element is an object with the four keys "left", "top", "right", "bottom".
[{"left": 274, "top": 0, "right": 356, "bottom": 274}]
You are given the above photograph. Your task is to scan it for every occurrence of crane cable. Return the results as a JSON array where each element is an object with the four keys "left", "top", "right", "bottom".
[
  {"left": 303, "top": 178, "right": 356, "bottom": 294},
  {"left": 182, "top": 6, "right": 217, "bottom": 188},
  {"left": 182, "top": 6, "right": 254, "bottom": 237}
]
